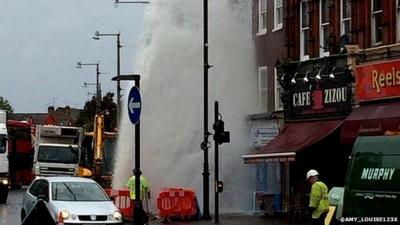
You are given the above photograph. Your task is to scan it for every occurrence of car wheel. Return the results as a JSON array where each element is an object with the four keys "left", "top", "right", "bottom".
[
  {"left": 21, "top": 209, "right": 26, "bottom": 222},
  {"left": 0, "top": 192, "right": 7, "bottom": 203},
  {"left": 0, "top": 184, "right": 9, "bottom": 203}
]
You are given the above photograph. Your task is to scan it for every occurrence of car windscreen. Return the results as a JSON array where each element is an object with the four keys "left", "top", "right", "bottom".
[
  {"left": 9, "top": 126, "right": 30, "bottom": 140},
  {"left": 37, "top": 145, "right": 79, "bottom": 164},
  {"left": 348, "top": 152, "right": 400, "bottom": 191},
  {"left": 52, "top": 181, "right": 110, "bottom": 201}
]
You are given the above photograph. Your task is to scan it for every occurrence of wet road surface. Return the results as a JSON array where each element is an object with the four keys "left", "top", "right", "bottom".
[
  {"left": 0, "top": 189, "right": 24, "bottom": 225},
  {"left": 1, "top": 189, "right": 300, "bottom": 225},
  {"left": 141, "top": 215, "right": 298, "bottom": 225}
]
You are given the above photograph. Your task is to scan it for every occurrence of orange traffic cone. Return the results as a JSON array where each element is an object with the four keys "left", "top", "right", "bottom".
[{"left": 57, "top": 212, "right": 64, "bottom": 225}]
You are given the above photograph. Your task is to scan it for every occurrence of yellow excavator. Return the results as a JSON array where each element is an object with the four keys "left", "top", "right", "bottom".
[{"left": 78, "top": 113, "right": 117, "bottom": 188}]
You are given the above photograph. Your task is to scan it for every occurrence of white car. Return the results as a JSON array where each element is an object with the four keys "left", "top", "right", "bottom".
[{"left": 21, "top": 176, "right": 123, "bottom": 224}]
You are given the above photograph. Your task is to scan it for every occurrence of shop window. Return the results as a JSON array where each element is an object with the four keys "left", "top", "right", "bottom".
[
  {"left": 300, "top": 1, "right": 310, "bottom": 61},
  {"left": 371, "top": 0, "right": 383, "bottom": 46},
  {"left": 258, "top": 66, "right": 268, "bottom": 111},
  {"left": 320, "top": 0, "right": 330, "bottom": 56},
  {"left": 274, "top": 68, "right": 283, "bottom": 111},
  {"left": 258, "top": 0, "right": 267, "bottom": 35},
  {"left": 341, "top": 0, "right": 351, "bottom": 41},
  {"left": 273, "top": 0, "right": 283, "bottom": 31}
]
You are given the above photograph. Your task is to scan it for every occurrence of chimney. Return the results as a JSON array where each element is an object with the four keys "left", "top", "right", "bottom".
[
  {"left": 65, "top": 105, "right": 71, "bottom": 118},
  {"left": 48, "top": 106, "right": 55, "bottom": 114}
]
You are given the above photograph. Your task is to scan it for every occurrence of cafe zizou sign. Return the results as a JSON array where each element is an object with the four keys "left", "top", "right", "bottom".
[
  {"left": 356, "top": 59, "right": 400, "bottom": 102},
  {"left": 286, "top": 73, "right": 352, "bottom": 120}
]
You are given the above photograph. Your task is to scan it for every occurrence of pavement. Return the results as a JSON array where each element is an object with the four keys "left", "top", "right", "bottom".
[{"left": 125, "top": 214, "right": 302, "bottom": 225}]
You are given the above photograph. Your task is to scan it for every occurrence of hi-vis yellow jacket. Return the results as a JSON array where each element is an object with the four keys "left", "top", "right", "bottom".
[
  {"left": 309, "top": 181, "right": 329, "bottom": 219},
  {"left": 127, "top": 175, "right": 150, "bottom": 201}
]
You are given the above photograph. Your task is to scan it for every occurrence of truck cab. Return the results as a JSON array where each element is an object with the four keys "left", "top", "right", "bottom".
[
  {"left": 342, "top": 135, "right": 400, "bottom": 217},
  {"left": 33, "top": 125, "right": 82, "bottom": 177},
  {"left": 0, "top": 110, "right": 9, "bottom": 203}
]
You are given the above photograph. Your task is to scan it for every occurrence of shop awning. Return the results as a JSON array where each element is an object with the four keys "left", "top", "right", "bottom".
[
  {"left": 340, "top": 102, "right": 400, "bottom": 144},
  {"left": 243, "top": 120, "right": 343, "bottom": 164}
]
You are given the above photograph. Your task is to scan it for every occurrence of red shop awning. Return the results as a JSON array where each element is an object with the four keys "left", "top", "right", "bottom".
[
  {"left": 340, "top": 102, "right": 400, "bottom": 144},
  {"left": 243, "top": 120, "right": 343, "bottom": 164}
]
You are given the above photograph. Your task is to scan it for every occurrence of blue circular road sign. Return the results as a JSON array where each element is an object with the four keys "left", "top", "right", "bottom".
[{"left": 127, "top": 86, "right": 142, "bottom": 124}]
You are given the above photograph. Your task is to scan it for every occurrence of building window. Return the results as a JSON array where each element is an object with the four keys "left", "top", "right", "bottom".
[
  {"left": 258, "top": 0, "right": 267, "bottom": 35},
  {"left": 274, "top": 68, "right": 283, "bottom": 110},
  {"left": 258, "top": 66, "right": 268, "bottom": 111},
  {"left": 320, "top": 0, "right": 330, "bottom": 56},
  {"left": 300, "top": 1, "right": 310, "bottom": 61},
  {"left": 372, "top": 0, "right": 383, "bottom": 45},
  {"left": 397, "top": 0, "right": 400, "bottom": 42},
  {"left": 273, "top": 0, "right": 283, "bottom": 31},
  {"left": 340, "top": 0, "right": 351, "bottom": 41}
]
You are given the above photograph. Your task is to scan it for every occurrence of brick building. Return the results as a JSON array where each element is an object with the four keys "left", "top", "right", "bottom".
[
  {"left": 244, "top": 0, "right": 400, "bottom": 220},
  {"left": 10, "top": 106, "right": 81, "bottom": 126}
]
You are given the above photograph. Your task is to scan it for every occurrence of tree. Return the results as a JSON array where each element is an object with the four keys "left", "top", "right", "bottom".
[
  {"left": 76, "top": 92, "right": 117, "bottom": 132},
  {"left": 0, "top": 97, "right": 13, "bottom": 113},
  {"left": 76, "top": 96, "right": 96, "bottom": 131},
  {"left": 101, "top": 92, "right": 118, "bottom": 131}
]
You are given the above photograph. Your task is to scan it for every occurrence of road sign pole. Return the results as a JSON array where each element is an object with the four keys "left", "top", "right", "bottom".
[
  {"left": 202, "top": 0, "right": 211, "bottom": 220},
  {"left": 133, "top": 79, "right": 142, "bottom": 225},
  {"left": 111, "top": 74, "right": 143, "bottom": 225},
  {"left": 214, "top": 101, "right": 219, "bottom": 223},
  {"left": 126, "top": 82, "right": 143, "bottom": 225}
]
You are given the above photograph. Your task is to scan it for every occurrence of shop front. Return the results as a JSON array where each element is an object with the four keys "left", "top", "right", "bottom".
[
  {"left": 243, "top": 56, "right": 353, "bottom": 220},
  {"left": 247, "top": 117, "right": 282, "bottom": 215},
  {"left": 341, "top": 58, "right": 400, "bottom": 144}
]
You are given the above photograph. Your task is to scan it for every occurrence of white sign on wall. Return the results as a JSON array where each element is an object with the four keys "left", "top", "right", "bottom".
[{"left": 252, "top": 127, "right": 279, "bottom": 147}]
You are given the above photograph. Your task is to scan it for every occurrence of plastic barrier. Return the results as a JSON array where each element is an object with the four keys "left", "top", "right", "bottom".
[
  {"left": 157, "top": 187, "right": 198, "bottom": 220},
  {"left": 104, "top": 189, "right": 133, "bottom": 220}
]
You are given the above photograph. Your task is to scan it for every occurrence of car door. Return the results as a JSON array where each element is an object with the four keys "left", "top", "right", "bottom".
[
  {"left": 23, "top": 179, "right": 49, "bottom": 214},
  {"left": 23, "top": 180, "right": 40, "bottom": 214}
]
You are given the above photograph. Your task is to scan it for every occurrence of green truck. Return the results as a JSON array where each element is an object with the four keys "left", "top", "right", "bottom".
[{"left": 330, "top": 135, "right": 400, "bottom": 222}]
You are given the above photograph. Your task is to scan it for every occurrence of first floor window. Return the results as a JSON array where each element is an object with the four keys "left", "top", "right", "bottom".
[
  {"left": 320, "top": 0, "right": 330, "bottom": 56},
  {"left": 397, "top": 0, "right": 400, "bottom": 42},
  {"left": 274, "top": 0, "right": 283, "bottom": 30},
  {"left": 372, "top": 0, "right": 383, "bottom": 45},
  {"left": 300, "top": 1, "right": 310, "bottom": 60},
  {"left": 258, "top": 0, "right": 267, "bottom": 35},
  {"left": 274, "top": 68, "right": 283, "bottom": 110},
  {"left": 258, "top": 66, "right": 268, "bottom": 111},
  {"left": 341, "top": 0, "right": 351, "bottom": 40}
]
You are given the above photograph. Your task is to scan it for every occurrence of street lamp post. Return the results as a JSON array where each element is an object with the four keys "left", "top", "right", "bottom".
[
  {"left": 87, "top": 92, "right": 96, "bottom": 98},
  {"left": 93, "top": 31, "right": 122, "bottom": 124},
  {"left": 201, "top": 0, "right": 212, "bottom": 220},
  {"left": 77, "top": 61, "right": 102, "bottom": 113},
  {"left": 83, "top": 83, "right": 97, "bottom": 99},
  {"left": 114, "top": 0, "right": 149, "bottom": 7},
  {"left": 83, "top": 82, "right": 96, "bottom": 88}
]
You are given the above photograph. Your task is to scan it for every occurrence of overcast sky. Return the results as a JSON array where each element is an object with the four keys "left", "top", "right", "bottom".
[{"left": 0, "top": 0, "right": 146, "bottom": 113}]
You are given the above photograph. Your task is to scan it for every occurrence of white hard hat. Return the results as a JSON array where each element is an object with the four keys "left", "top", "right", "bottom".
[{"left": 306, "top": 169, "right": 319, "bottom": 180}]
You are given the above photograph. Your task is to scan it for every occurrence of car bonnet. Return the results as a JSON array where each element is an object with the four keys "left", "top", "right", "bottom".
[{"left": 50, "top": 200, "right": 119, "bottom": 215}]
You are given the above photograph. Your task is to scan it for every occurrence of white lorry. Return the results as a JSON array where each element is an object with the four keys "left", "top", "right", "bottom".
[
  {"left": 0, "top": 110, "right": 9, "bottom": 203},
  {"left": 33, "top": 125, "right": 83, "bottom": 177}
]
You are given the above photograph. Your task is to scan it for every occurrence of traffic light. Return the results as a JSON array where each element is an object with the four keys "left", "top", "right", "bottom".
[{"left": 213, "top": 119, "right": 230, "bottom": 145}]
